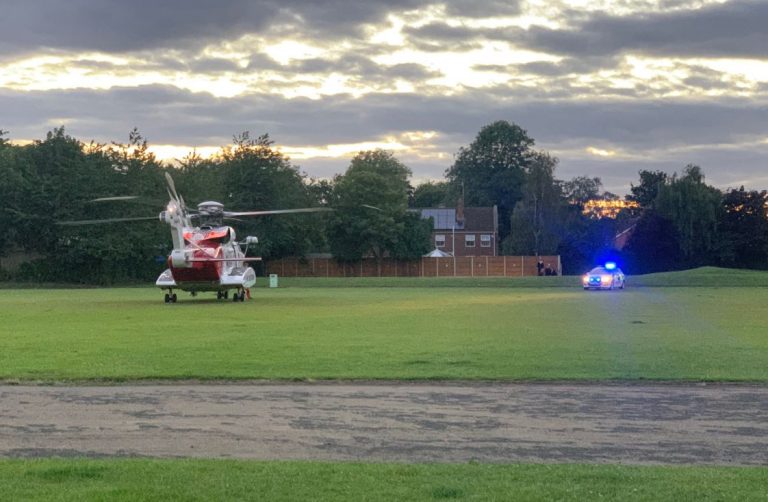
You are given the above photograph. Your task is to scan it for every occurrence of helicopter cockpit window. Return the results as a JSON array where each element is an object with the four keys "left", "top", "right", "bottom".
[{"left": 197, "top": 202, "right": 224, "bottom": 228}]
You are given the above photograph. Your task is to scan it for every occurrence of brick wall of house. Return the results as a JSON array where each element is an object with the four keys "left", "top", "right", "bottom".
[{"left": 431, "top": 231, "right": 496, "bottom": 256}]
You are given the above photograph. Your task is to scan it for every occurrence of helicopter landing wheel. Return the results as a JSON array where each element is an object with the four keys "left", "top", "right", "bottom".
[
  {"left": 171, "top": 293, "right": 177, "bottom": 303},
  {"left": 164, "top": 293, "right": 170, "bottom": 304},
  {"left": 224, "top": 290, "right": 229, "bottom": 299},
  {"left": 216, "top": 291, "right": 222, "bottom": 300}
]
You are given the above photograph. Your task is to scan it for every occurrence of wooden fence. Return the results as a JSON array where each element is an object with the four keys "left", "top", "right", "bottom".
[{"left": 265, "top": 256, "right": 561, "bottom": 278}]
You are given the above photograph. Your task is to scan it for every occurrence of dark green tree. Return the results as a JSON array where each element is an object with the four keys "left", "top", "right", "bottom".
[
  {"left": 0, "top": 131, "right": 22, "bottom": 258},
  {"left": 622, "top": 210, "right": 681, "bottom": 274},
  {"left": 562, "top": 176, "right": 602, "bottom": 204},
  {"left": 410, "top": 181, "right": 450, "bottom": 208},
  {"left": 719, "top": 187, "right": 768, "bottom": 269},
  {"left": 628, "top": 170, "right": 668, "bottom": 207},
  {"left": 654, "top": 165, "right": 723, "bottom": 267},
  {"left": 220, "top": 132, "right": 321, "bottom": 259},
  {"left": 390, "top": 211, "right": 433, "bottom": 259},
  {"left": 445, "top": 121, "right": 534, "bottom": 247},
  {"left": 328, "top": 150, "right": 424, "bottom": 261},
  {"left": 504, "top": 152, "right": 563, "bottom": 255}
]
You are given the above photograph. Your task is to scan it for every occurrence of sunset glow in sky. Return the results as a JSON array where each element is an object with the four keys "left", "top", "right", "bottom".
[{"left": 1, "top": 0, "right": 767, "bottom": 192}]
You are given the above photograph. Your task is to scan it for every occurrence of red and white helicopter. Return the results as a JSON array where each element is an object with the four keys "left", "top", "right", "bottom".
[{"left": 61, "top": 173, "right": 330, "bottom": 303}]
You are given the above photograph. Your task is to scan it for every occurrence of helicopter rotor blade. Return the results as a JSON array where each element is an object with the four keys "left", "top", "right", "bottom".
[
  {"left": 56, "top": 216, "right": 158, "bottom": 226},
  {"left": 164, "top": 172, "right": 180, "bottom": 202},
  {"left": 89, "top": 196, "right": 141, "bottom": 202},
  {"left": 224, "top": 207, "right": 333, "bottom": 217}
]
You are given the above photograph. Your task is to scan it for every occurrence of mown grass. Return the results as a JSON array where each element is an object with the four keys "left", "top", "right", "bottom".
[
  {"left": 2, "top": 459, "right": 766, "bottom": 501},
  {"left": 2, "top": 266, "right": 767, "bottom": 289},
  {"left": 266, "top": 266, "right": 768, "bottom": 288},
  {"left": 1, "top": 268, "right": 767, "bottom": 381}
]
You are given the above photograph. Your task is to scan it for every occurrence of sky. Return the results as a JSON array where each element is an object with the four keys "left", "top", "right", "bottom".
[{"left": 1, "top": 0, "right": 767, "bottom": 194}]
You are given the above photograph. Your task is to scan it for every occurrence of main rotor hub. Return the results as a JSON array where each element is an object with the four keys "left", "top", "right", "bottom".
[{"left": 197, "top": 201, "right": 224, "bottom": 227}]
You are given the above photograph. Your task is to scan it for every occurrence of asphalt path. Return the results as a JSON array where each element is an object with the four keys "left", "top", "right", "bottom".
[{"left": 1, "top": 382, "right": 767, "bottom": 465}]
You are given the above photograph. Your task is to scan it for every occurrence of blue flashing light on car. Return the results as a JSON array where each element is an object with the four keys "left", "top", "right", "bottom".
[{"left": 582, "top": 264, "right": 625, "bottom": 291}]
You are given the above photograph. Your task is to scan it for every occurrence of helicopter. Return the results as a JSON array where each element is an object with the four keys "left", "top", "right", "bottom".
[{"left": 59, "top": 173, "right": 331, "bottom": 303}]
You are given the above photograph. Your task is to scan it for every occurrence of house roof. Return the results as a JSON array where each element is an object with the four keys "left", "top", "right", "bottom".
[
  {"left": 415, "top": 206, "right": 497, "bottom": 232},
  {"left": 463, "top": 207, "right": 495, "bottom": 232},
  {"left": 419, "top": 208, "right": 464, "bottom": 230}
]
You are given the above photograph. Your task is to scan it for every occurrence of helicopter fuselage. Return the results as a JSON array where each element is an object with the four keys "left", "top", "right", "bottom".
[{"left": 155, "top": 225, "right": 257, "bottom": 298}]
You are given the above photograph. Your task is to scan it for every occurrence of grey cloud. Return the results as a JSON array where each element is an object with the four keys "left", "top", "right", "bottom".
[
  {"left": 245, "top": 54, "right": 284, "bottom": 72},
  {"left": 402, "top": 22, "right": 488, "bottom": 52},
  {"left": 474, "top": 55, "right": 620, "bottom": 77},
  {"left": 287, "top": 55, "right": 439, "bottom": 81},
  {"left": 0, "top": 0, "right": 425, "bottom": 55},
  {"left": 441, "top": 0, "right": 522, "bottom": 18},
  {"left": 681, "top": 65, "right": 733, "bottom": 91},
  {"left": 2, "top": 85, "right": 768, "bottom": 193},
  {"left": 404, "top": 22, "right": 478, "bottom": 42},
  {"left": 403, "top": 2, "right": 768, "bottom": 61},
  {"left": 525, "top": 0, "right": 768, "bottom": 58},
  {"left": 0, "top": 0, "right": 275, "bottom": 54},
  {"left": 558, "top": 145, "right": 768, "bottom": 195},
  {"left": 384, "top": 63, "right": 441, "bottom": 80}
]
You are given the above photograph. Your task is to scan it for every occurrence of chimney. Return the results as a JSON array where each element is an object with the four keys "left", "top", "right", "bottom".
[{"left": 456, "top": 195, "right": 465, "bottom": 225}]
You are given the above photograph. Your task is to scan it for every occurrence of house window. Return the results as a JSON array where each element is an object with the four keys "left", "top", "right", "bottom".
[
  {"left": 465, "top": 234, "right": 476, "bottom": 247},
  {"left": 435, "top": 234, "right": 446, "bottom": 248},
  {"left": 481, "top": 234, "right": 492, "bottom": 247}
]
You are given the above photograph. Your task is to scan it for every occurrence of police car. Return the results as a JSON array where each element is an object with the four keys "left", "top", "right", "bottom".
[{"left": 582, "top": 262, "right": 625, "bottom": 290}]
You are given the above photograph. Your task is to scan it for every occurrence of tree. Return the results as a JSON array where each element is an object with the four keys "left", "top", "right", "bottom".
[
  {"left": 719, "top": 187, "right": 768, "bottom": 269},
  {"left": 0, "top": 131, "right": 22, "bottom": 257},
  {"left": 410, "top": 181, "right": 450, "bottom": 208},
  {"left": 654, "top": 165, "right": 722, "bottom": 267},
  {"left": 562, "top": 176, "right": 602, "bottom": 204},
  {"left": 628, "top": 170, "right": 668, "bottom": 207},
  {"left": 556, "top": 212, "right": 618, "bottom": 275},
  {"left": 220, "top": 132, "right": 320, "bottom": 259},
  {"left": 390, "top": 211, "right": 433, "bottom": 259},
  {"left": 328, "top": 150, "right": 424, "bottom": 261},
  {"left": 504, "top": 152, "right": 563, "bottom": 255},
  {"left": 446, "top": 121, "right": 534, "bottom": 247},
  {"left": 622, "top": 210, "right": 681, "bottom": 274}
]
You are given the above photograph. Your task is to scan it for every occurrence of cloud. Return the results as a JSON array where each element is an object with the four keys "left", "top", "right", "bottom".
[
  {"left": 2, "top": 84, "right": 767, "bottom": 192},
  {"left": 284, "top": 55, "right": 439, "bottom": 81},
  {"left": 2, "top": 1, "right": 767, "bottom": 193},
  {"left": 524, "top": 0, "right": 768, "bottom": 59},
  {"left": 3, "top": 84, "right": 767, "bottom": 148},
  {"left": 0, "top": 0, "right": 426, "bottom": 55}
]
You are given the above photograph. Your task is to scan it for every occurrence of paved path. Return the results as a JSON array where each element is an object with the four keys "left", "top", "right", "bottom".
[{"left": 1, "top": 383, "right": 767, "bottom": 465}]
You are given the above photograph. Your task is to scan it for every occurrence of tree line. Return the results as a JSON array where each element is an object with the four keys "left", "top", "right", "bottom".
[
  {"left": 0, "top": 127, "right": 431, "bottom": 283},
  {"left": 1, "top": 122, "right": 766, "bottom": 284},
  {"left": 412, "top": 121, "right": 768, "bottom": 274}
]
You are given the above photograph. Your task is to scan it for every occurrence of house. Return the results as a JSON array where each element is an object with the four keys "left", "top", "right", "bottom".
[{"left": 416, "top": 203, "right": 498, "bottom": 257}]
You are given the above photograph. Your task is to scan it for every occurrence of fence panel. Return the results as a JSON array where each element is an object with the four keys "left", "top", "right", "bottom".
[{"left": 265, "top": 256, "right": 560, "bottom": 278}]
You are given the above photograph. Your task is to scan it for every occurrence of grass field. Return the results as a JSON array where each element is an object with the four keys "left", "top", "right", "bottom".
[
  {"left": 1, "top": 268, "right": 766, "bottom": 381},
  {"left": 3, "top": 459, "right": 767, "bottom": 501}
]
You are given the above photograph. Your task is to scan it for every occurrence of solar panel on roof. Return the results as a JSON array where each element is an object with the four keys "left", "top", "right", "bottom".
[{"left": 419, "top": 209, "right": 463, "bottom": 230}]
